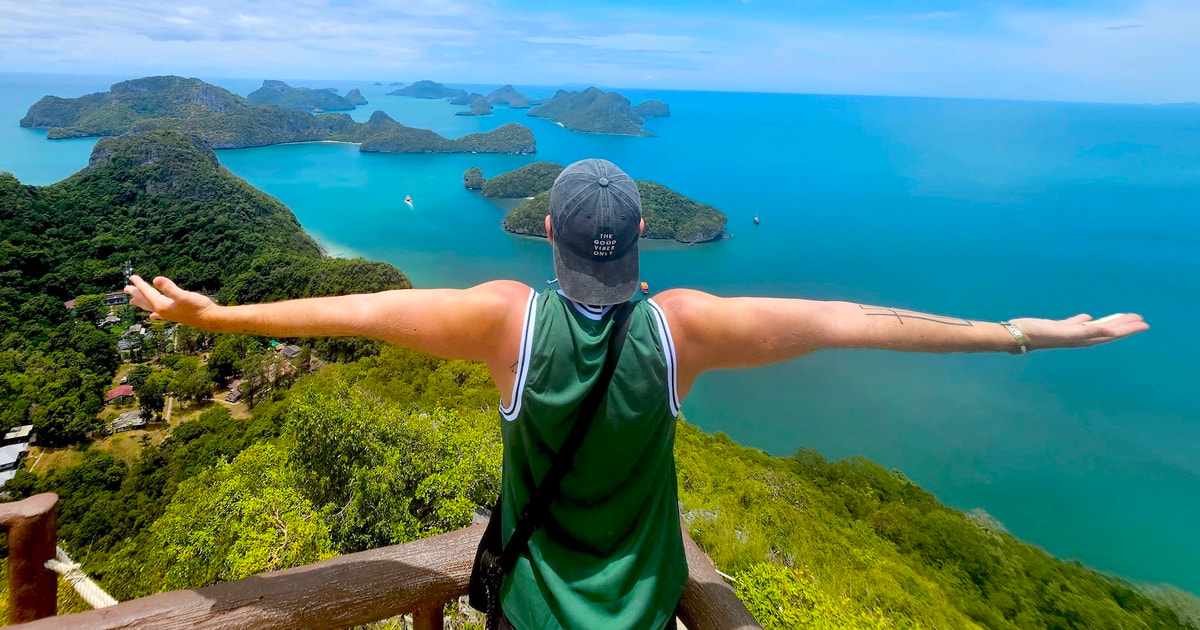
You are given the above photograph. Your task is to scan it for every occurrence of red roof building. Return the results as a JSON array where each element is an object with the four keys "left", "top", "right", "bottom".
[{"left": 104, "top": 385, "right": 135, "bottom": 404}]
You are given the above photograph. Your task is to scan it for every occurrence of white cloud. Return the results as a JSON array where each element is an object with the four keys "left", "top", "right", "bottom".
[
  {"left": 0, "top": 0, "right": 1197, "bottom": 102},
  {"left": 522, "top": 33, "right": 708, "bottom": 54}
]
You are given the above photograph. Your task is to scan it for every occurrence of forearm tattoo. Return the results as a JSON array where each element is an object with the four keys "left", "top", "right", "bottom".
[{"left": 857, "top": 304, "right": 974, "bottom": 326}]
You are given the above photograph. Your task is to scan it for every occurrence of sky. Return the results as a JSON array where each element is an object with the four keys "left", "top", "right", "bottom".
[{"left": 0, "top": 0, "right": 1197, "bottom": 103}]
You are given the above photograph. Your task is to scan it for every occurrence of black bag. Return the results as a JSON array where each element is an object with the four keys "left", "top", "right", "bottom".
[{"left": 469, "top": 301, "right": 637, "bottom": 628}]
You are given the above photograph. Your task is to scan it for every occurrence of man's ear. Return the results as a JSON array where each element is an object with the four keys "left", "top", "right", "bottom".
[
  {"left": 545, "top": 215, "right": 554, "bottom": 242},
  {"left": 639, "top": 218, "right": 645, "bottom": 236}
]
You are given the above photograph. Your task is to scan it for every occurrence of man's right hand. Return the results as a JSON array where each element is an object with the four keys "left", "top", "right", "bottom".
[{"left": 125, "top": 275, "right": 216, "bottom": 326}]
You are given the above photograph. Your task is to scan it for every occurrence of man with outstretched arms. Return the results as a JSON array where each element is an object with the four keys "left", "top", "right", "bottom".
[{"left": 126, "top": 158, "right": 1147, "bottom": 630}]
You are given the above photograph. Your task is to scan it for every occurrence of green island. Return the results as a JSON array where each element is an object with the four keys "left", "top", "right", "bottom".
[
  {"left": 483, "top": 162, "right": 728, "bottom": 243},
  {"left": 387, "top": 79, "right": 468, "bottom": 100},
  {"left": 463, "top": 166, "right": 485, "bottom": 190},
  {"left": 633, "top": 99, "right": 671, "bottom": 118},
  {"left": 246, "top": 80, "right": 364, "bottom": 112},
  {"left": 486, "top": 84, "right": 534, "bottom": 109},
  {"left": 452, "top": 93, "right": 494, "bottom": 117},
  {"left": 20, "top": 76, "right": 535, "bottom": 154},
  {"left": 1, "top": 132, "right": 1198, "bottom": 629},
  {"left": 477, "top": 161, "right": 565, "bottom": 198},
  {"left": 451, "top": 85, "right": 538, "bottom": 116},
  {"left": 527, "top": 87, "right": 668, "bottom": 136}
]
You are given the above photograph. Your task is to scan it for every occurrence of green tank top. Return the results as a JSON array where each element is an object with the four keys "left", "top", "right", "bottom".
[{"left": 499, "top": 288, "right": 687, "bottom": 630}]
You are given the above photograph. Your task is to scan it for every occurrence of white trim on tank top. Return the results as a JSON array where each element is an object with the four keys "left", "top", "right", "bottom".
[
  {"left": 499, "top": 288, "right": 538, "bottom": 422},
  {"left": 646, "top": 299, "right": 681, "bottom": 417}
]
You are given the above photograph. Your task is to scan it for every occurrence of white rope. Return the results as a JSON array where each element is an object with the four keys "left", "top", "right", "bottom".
[{"left": 43, "top": 546, "right": 118, "bottom": 609}]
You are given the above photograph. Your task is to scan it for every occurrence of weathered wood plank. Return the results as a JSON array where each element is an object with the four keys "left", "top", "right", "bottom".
[{"left": 15, "top": 523, "right": 760, "bottom": 629}]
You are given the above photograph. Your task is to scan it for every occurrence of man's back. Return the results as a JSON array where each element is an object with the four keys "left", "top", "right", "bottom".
[{"left": 499, "top": 289, "right": 686, "bottom": 630}]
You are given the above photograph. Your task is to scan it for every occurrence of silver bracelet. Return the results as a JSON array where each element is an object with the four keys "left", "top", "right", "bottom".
[{"left": 999, "top": 321, "right": 1028, "bottom": 355}]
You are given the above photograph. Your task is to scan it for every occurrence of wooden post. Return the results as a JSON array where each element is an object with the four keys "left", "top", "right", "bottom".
[
  {"left": 411, "top": 601, "right": 444, "bottom": 630},
  {"left": 0, "top": 494, "right": 59, "bottom": 624},
  {"left": 677, "top": 531, "right": 762, "bottom": 630}
]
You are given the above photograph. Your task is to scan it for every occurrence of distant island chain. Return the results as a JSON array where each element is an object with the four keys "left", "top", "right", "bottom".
[
  {"left": 389, "top": 79, "right": 669, "bottom": 135},
  {"left": 20, "top": 76, "right": 717, "bottom": 242},
  {"left": 20, "top": 76, "right": 535, "bottom": 154}
]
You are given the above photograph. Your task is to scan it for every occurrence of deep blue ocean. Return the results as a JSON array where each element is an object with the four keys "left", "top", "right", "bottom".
[{"left": 2, "top": 73, "right": 1197, "bottom": 594}]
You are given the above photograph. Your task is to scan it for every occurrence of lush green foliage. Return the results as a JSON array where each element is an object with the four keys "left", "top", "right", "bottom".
[
  {"left": 676, "top": 423, "right": 1195, "bottom": 629},
  {"left": 637, "top": 180, "right": 728, "bottom": 242},
  {"left": 21, "top": 76, "right": 535, "bottom": 154},
  {"left": 286, "top": 382, "right": 501, "bottom": 551},
  {"left": 136, "top": 441, "right": 335, "bottom": 590},
  {"left": 10, "top": 346, "right": 502, "bottom": 600},
  {"left": 0, "top": 131, "right": 409, "bottom": 444},
  {"left": 10, "top": 338, "right": 1199, "bottom": 627},
  {"left": 246, "top": 80, "right": 358, "bottom": 112},
  {"left": 736, "top": 563, "right": 905, "bottom": 629},
  {"left": 502, "top": 180, "right": 728, "bottom": 243},
  {"left": 480, "top": 162, "right": 563, "bottom": 198},
  {"left": 527, "top": 87, "right": 662, "bottom": 136},
  {"left": 501, "top": 191, "right": 551, "bottom": 236}
]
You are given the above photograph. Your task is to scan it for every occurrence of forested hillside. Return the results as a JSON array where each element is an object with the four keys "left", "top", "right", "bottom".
[
  {"left": 8, "top": 347, "right": 1195, "bottom": 629},
  {"left": 0, "top": 130, "right": 409, "bottom": 445}
]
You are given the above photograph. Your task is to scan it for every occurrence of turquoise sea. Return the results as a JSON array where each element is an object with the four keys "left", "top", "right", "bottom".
[{"left": 2, "top": 73, "right": 1197, "bottom": 595}]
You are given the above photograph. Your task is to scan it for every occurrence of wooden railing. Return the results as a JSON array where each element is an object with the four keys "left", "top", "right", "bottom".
[{"left": 2, "top": 494, "right": 761, "bottom": 629}]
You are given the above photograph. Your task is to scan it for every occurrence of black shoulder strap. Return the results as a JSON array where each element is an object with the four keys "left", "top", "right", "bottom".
[{"left": 499, "top": 300, "right": 637, "bottom": 573}]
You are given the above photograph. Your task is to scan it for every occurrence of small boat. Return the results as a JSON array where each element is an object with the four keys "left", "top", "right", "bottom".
[
  {"left": 753, "top": 216, "right": 760, "bottom": 225},
  {"left": 404, "top": 195, "right": 413, "bottom": 206},
  {"left": 640, "top": 281, "right": 649, "bottom": 295},
  {"left": 547, "top": 278, "right": 557, "bottom": 285}
]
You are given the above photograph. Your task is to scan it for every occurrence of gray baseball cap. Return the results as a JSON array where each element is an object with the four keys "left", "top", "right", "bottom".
[{"left": 549, "top": 159, "right": 642, "bottom": 305}]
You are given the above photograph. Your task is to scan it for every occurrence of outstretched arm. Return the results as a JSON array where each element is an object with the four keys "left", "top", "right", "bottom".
[
  {"left": 124, "top": 275, "right": 530, "bottom": 365},
  {"left": 655, "top": 288, "right": 1148, "bottom": 397}
]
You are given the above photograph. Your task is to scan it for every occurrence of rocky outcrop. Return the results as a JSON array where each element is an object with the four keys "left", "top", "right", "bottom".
[{"left": 463, "top": 167, "right": 484, "bottom": 189}]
